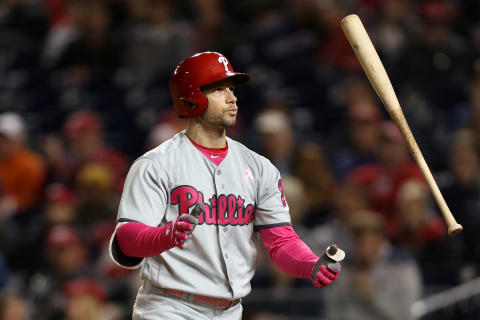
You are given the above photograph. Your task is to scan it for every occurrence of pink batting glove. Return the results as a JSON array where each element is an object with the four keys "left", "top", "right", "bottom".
[
  {"left": 165, "top": 204, "right": 202, "bottom": 249},
  {"left": 311, "top": 244, "right": 344, "bottom": 288},
  {"left": 312, "top": 264, "right": 340, "bottom": 288}
]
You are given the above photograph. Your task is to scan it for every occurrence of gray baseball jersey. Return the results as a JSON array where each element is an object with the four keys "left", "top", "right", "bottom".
[{"left": 110, "top": 130, "right": 291, "bottom": 300}]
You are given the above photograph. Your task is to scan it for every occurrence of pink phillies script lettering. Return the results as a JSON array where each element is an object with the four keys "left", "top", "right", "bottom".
[{"left": 170, "top": 186, "right": 255, "bottom": 226}]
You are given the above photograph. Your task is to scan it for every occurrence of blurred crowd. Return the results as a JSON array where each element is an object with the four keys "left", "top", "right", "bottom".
[{"left": 0, "top": 0, "right": 479, "bottom": 319}]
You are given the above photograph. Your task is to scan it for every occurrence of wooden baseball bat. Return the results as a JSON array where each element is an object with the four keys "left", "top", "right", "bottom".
[{"left": 341, "top": 14, "right": 462, "bottom": 236}]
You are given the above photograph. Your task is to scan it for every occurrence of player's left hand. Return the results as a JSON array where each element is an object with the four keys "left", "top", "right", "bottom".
[
  {"left": 311, "top": 263, "right": 340, "bottom": 288},
  {"left": 311, "top": 245, "right": 344, "bottom": 288}
]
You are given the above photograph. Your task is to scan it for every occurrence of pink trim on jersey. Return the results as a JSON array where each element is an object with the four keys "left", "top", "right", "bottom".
[
  {"left": 116, "top": 222, "right": 171, "bottom": 257},
  {"left": 187, "top": 136, "right": 228, "bottom": 166},
  {"left": 259, "top": 225, "right": 318, "bottom": 279}
]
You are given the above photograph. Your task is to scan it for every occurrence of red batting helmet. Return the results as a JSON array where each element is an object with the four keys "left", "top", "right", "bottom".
[{"left": 170, "top": 52, "right": 250, "bottom": 118}]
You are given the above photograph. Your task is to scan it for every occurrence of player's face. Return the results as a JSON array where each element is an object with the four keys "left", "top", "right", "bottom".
[{"left": 200, "top": 79, "right": 238, "bottom": 128}]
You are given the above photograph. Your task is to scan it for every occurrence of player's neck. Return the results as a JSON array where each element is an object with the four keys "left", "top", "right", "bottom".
[{"left": 186, "top": 123, "right": 227, "bottom": 148}]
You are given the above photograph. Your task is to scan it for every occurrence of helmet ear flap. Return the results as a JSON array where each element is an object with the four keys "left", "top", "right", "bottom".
[
  {"left": 176, "top": 99, "right": 196, "bottom": 119},
  {"left": 177, "top": 91, "right": 208, "bottom": 118}
]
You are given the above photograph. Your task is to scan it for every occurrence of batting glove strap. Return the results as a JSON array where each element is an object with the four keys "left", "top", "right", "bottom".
[{"left": 163, "top": 221, "right": 177, "bottom": 249}]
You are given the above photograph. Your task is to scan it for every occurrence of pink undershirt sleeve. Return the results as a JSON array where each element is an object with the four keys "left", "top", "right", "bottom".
[
  {"left": 259, "top": 225, "right": 319, "bottom": 279},
  {"left": 116, "top": 222, "right": 171, "bottom": 257},
  {"left": 117, "top": 222, "right": 319, "bottom": 280}
]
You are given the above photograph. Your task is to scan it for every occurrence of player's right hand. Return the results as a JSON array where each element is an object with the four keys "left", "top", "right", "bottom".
[{"left": 165, "top": 210, "right": 200, "bottom": 249}]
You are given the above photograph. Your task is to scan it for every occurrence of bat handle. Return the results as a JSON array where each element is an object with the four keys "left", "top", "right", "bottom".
[{"left": 312, "top": 245, "right": 346, "bottom": 280}]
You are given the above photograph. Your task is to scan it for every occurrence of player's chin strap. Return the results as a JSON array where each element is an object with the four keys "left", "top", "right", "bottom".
[{"left": 312, "top": 245, "right": 345, "bottom": 280}]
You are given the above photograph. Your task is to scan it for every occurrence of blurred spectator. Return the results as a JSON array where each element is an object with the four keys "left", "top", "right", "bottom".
[
  {"left": 44, "top": 183, "right": 77, "bottom": 226},
  {"left": 0, "top": 113, "right": 45, "bottom": 216},
  {"left": 371, "top": 0, "right": 416, "bottom": 69},
  {"left": 62, "top": 278, "right": 122, "bottom": 320},
  {"left": 254, "top": 108, "right": 294, "bottom": 175},
  {"left": 391, "top": 179, "right": 445, "bottom": 245},
  {"left": 324, "top": 210, "right": 422, "bottom": 320},
  {"left": 121, "top": 0, "right": 194, "bottom": 80},
  {"left": 54, "top": 0, "right": 122, "bottom": 80},
  {"left": 0, "top": 292, "right": 29, "bottom": 320},
  {"left": 389, "top": 0, "right": 474, "bottom": 172},
  {"left": 437, "top": 128, "right": 479, "bottom": 226},
  {"left": 342, "top": 76, "right": 379, "bottom": 107},
  {"left": 393, "top": 0, "right": 472, "bottom": 112},
  {"left": 437, "top": 128, "right": 480, "bottom": 270},
  {"left": 192, "top": 0, "right": 243, "bottom": 54},
  {"left": 305, "top": 181, "right": 369, "bottom": 257},
  {"left": 348, "top": 121, "right": 425, "bottom": 226},
  {"left": 0, "top": 0, "right": 48, "bottom": 37},
  {"left": 44, "top": 225, "right": 89, "bottom": 279},
  {"left": 281, "top": 176, "right": 309, "bottom": 230},
  {"left": 444, "top": 70, "right": 480, "bottom": 136},
  {"left": 391, "top": 179, "right": 462, "bottom": 287},
  {"left": 42, "top": 0, "right": 82, "bottom": 67},
  {"left": 235, "top": 0, "right": 320, "bottom": 118},
  {"left": 74, "top": 163, "right": 117, "bottom": 227},
  {"left": 42, "top": 133, "right": 73, "bottom": 187},
  {"left": 42, "top": 110, "right": 128, "bottom": 193},
  {"left": 0, "top": 183, "right": 76, "bottom": 282},
  {"left": 331, "top": 100, "right": 384, "bottom": 178},
  {"left": 29, "top": 225, "right": 91, "bottom": 319},
  {"left": 71, "top": 161, "right": 118, "bottom": 261},
  {"left": 146, "top": 110, "right": 185, "bottom": 150},
  {"left": 463, "top": 72, "right": 480, "bottom": 136},
  {"left": 94, "top": 239, "right": 140, "bottom": 309},
  {"left": 0, "top": 0, "right": 48, "bottom": 68},
  {"left": 0, "top": 256, "right": 9, "bottom": 290},
  {"left": 313, "top": 1, "right": 360, "bottom": 72},
  {"left": 291, "top": 142, "right": 335, "bottom": 226},
  {"left": 63, "top": 110, "right": 127, "bottom": 192},
  {"left": 254, "top": 109, "right": 334, "bottom": 225},
  {"left": 240, "top": 0, "right": 318, "bottom": 77}
]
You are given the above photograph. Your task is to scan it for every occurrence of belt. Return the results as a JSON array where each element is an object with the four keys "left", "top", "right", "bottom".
[{"left": 160, "top": 288, "right": 240, "bottom": 309}]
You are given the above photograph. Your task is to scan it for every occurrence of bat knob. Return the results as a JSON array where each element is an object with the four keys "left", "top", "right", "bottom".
[
  {"left": 190, "top": 203, "right": 204, "bottom": 218},
  {"left": 448, "top": 224, "right": 463, "bottom": 236},
  {"left": 325, "top": 245, "right": 346, "bottom": 262}
]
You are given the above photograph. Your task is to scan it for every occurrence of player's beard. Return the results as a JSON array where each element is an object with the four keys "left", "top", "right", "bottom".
[{"left": 198, "top": 109, "right": 236, "bottom": 129}]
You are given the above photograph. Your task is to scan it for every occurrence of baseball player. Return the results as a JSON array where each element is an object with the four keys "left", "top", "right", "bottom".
[{"left": 109, "top": 52, "right": 344, "bottom": 320}]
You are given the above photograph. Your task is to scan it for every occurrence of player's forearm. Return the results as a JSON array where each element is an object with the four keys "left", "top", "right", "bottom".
[
  {"left": 259, "top": 225, "right": 318, "bottom": 279},
  {"left": 116, "top": 222, "right": 172, "bottom": 257}
]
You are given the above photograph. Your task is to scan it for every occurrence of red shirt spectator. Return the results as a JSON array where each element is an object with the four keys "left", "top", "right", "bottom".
[
  {"left": 348, "top": 121, "right": 425, "bottom": 224},
  {"left": 63, "top": 110, "right": 128, "bottom": 192}
]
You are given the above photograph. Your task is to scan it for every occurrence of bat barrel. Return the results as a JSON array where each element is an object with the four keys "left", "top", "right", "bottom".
[{"left": 448, "top": 224, "right": 463, "bottom": 236}]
